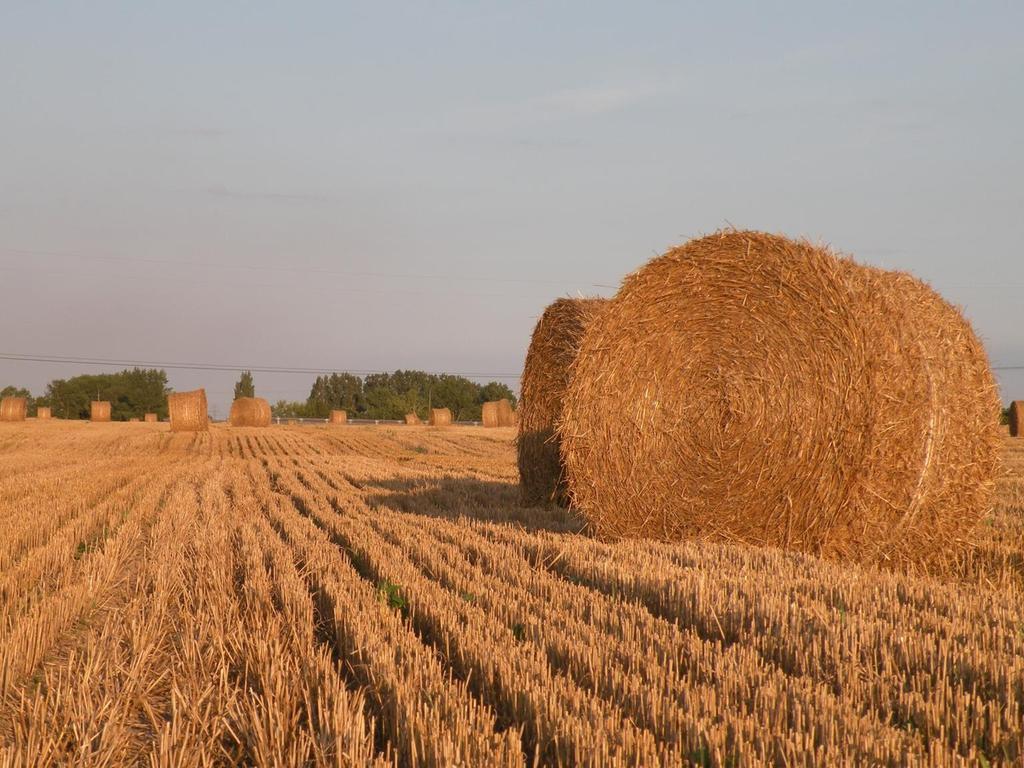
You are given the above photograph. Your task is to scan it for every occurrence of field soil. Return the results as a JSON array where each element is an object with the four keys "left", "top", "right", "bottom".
[{"left": 0, "top": 421, "right": 1021, "bottom": 766}]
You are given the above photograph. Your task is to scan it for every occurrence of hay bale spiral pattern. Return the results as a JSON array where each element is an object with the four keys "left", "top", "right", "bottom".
[
  {"left": 559, "top": 231, "right": 1002, "bottom": 564},
  {"left": 429, "top": 408, "right": 453, "bottom": 427}
]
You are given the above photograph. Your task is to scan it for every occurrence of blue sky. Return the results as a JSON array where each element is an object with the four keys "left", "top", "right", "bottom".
[{"left": 1, "top": 2, "right": 1022, "bottom": 416}]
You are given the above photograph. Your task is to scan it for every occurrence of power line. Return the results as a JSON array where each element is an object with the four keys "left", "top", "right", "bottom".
[{"left": 0, "top": 352, "right": 521, "bottom": 380}]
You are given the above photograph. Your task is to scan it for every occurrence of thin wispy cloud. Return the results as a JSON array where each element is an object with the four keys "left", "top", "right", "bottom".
[{"left": 203, "top": 184, "right": 327, "bottom": 202}]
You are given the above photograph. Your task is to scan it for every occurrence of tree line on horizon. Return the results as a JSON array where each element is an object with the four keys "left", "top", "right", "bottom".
[{"left": 1, "top": 368, "right": 517, "bottom": 423}]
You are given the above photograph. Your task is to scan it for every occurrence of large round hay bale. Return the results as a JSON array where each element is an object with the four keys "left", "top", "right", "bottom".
[
  {"left": 429, "top": 408, "right": 452, "bottom": 426},
  {"left": 91, "top": 401, "right": 111, "bottom": 422},
  {"left": 230, "top": 397, "right": 271, "bottom": 427},
  {"left": 36, "top": 407, "right": 52, "bottom": 420},
  {"left": 1010, "top": 401, "right": 1024, "bottom": 438},
  {"left": 0, "top": 397, "right": 28, "bottom": 422},
  {"left": 405, "top": 412, "right": 421, "bottom": 425},
  {"left": 481, "top": 401, "right": 501, "bottom": 427},
  {"left": 559, "top": 230, "right": 1002, "bottom": 564},
  {"left": 329, "top": 409, "right": 348, "bottom": 425},
  {"left": 144, "top": 413, "right": 158, "bottom": 423},
  {"left": 517, "top": 297, "right": 608, "bottom": 506},
  {"left": 168, "top": 389, "right": 209, "bottom": 432}
]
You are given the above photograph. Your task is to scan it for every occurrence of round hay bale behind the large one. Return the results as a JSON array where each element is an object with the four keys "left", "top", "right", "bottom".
[
  {"left": 481, "top": 401, "right": 501, "bottom": 427},
  {"left": 429, "top": 408, "right": 452, "bottom": 427},
  {"left": 91, "top": 401, "right": 112, "bottom": 422},
  {"left": 559, "top": 230, "right": 1002, "bottom": 565},
  {"left": 405, "top": 412, "right": 421, "bottom": 425},
  {"left": 1010, "top": 401, "right": 1024, "bottom": 438},
  {"left": 329, "top": 410, "right": 348, "bottom": 425},
  {"left": 168, "top": 389, "right": 209, "bottom": 432},
  {"left": 36, "top": 407, "right": 52, "bottom": 420},
  {"left": 517, "top": 297, "right": 608, "bottom": 506},
  {"left": 230, "top": 397, "right": 272, "bottom": 427},
  {"left": 144, "top": 413, "right": 158, "bottom": 423},
  {"left": 0, "top": 397, "right": 28, "bottom": 422},
  {"left": 496, "top": 398, "right": 516, "bottom": 427}
]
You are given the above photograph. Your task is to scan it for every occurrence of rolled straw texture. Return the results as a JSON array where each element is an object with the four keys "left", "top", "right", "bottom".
[
  {"left": 429, "top": 408, "right": 453, "bottom": 426},
  {"left": 496, "top": 398, "right": 516, "bottom": 427},
  {"left": 168, "top": 389, "right": 209, "bottom": 432},
  {"left": 559, "top": 230, "right": 1002, "bottom": 565},
  {"left": 0, "top": 397, "right": 27, "bottom": 422},
  {"left": 36, "top": 407, "right": 52, "bottom": 420},
  {"left": 230, "top": 397, "right": 272, "bottom": 427},
  {"left": 405, "top": 412, "right": 421, "bottom": 425},
  {"left": 1010, "top": 401, "right": 1024, "bottom": 438},
  {"left": 481, "top": 401, "right": 501, "bottom": 428},
  {"left": 517, "top": 298, "right": 608, "bottom": 506},
  {"left": 329, "top": 410, "right": 348, "bottom": 425},
  {"left": 91, "top": 401, "right": 111, "bottom": 422}
]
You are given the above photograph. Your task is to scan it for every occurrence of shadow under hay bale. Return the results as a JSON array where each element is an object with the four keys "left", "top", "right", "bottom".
[
  {"left": 1010, "top": 402, "right": 1024, "bottom": 438},
  {"left": 429, "top": 408, "right": 453, "bottom": 427},
  {"left": 230, "top": 397, "right": 271, "bottom": 427},
  {"left": 517, "top": 297, "right": 608, "bottom": 506},
  {"left": 91, "top": 401, "right": 111, "bottom": 423},
  {"left": 329, "top": 410, "right": 348, "bottom": 425},
  {"left": 0, "top": 397, "right": 27, "bottom": 422},
  {"left": 168, "top": 389, "right": 209, "bottom": 432},
  {"left": 559, "top": 230, "right": 1002, "bottom": 566}
]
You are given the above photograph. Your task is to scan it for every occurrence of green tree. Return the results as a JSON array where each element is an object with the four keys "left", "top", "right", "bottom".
[
  {"left": 271, "top": 400, "right": 312, "bottom": 418},
  {"left": 45, "top": 369, "right": 170, "bottom": 421},
  {"left": 307, "top": 373, "right": 364, "bottom": 418},
  {"left": 478, "top": 381, "right": 517, "bottom": 409},
  {"left": 234, "top": 371, "right": 255, "bottom": 400}
]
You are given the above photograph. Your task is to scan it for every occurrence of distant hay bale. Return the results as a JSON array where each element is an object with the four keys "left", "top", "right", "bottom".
[
  {"left": 36, "top": 407, "right": 52, "bottom": 420},
  {"left": 559, "top": 230, "right": 1002, "bottom": 565},
  {"left": 517, "top": 297, "right": 608, "bottom": 506},
  {"left": 1010, "top": 402, "right": 1024, "bottom": 438},
  {"left": 429, "top": 408, "right": 452, "bottom": 426},
  {"left": 483, "top": 399, "right": 516, "bottom": 428},
  {"left": 144, "top": 413, "right": 158, "bottom": 423},
  {"left": 0, "top": 397, "right": 28, "bottom": 422},
  {"left": 230, "top": 397, "right": 271, "bottom": 427},
  {"left": 405, "top": 412, "right": 421, "bottom": 425},
  {"left": 168, "top": 389, "right": 209, "bottom": 432},
  {"left": 129, "top": 417, "right": 140, "bottom": 423},
  {"left": 482, "top": 401, "right": 500, "bottom": 427},
  {"left": 329, "top": 410, "right": 348, "bottom": 425},
  {"left": 91, "top": 401, "right": 111, "bottom": 423}
]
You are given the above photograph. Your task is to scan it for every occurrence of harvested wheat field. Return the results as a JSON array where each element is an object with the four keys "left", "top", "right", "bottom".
[{"left": 0, "top": 420, "right": 1021, "bottom": 766}]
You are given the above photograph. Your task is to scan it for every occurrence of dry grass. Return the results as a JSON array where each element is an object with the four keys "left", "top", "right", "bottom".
[
  {"left": 560, "top": 231, "right": 1002, "bottom": 566},
  {"left": 0, "top": 421, "right": 1020, "bottom": 765}
]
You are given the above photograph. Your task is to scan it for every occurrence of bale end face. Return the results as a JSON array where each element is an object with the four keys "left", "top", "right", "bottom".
[
  {"left": 168, "top": 390, "right": 209, "bottom": 432},
  {"left": 558, "top": 230, "right": 1002, "bottom": 566},
  {"left": 0, "top": 397, "right": 28, "bottom": 422}
]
